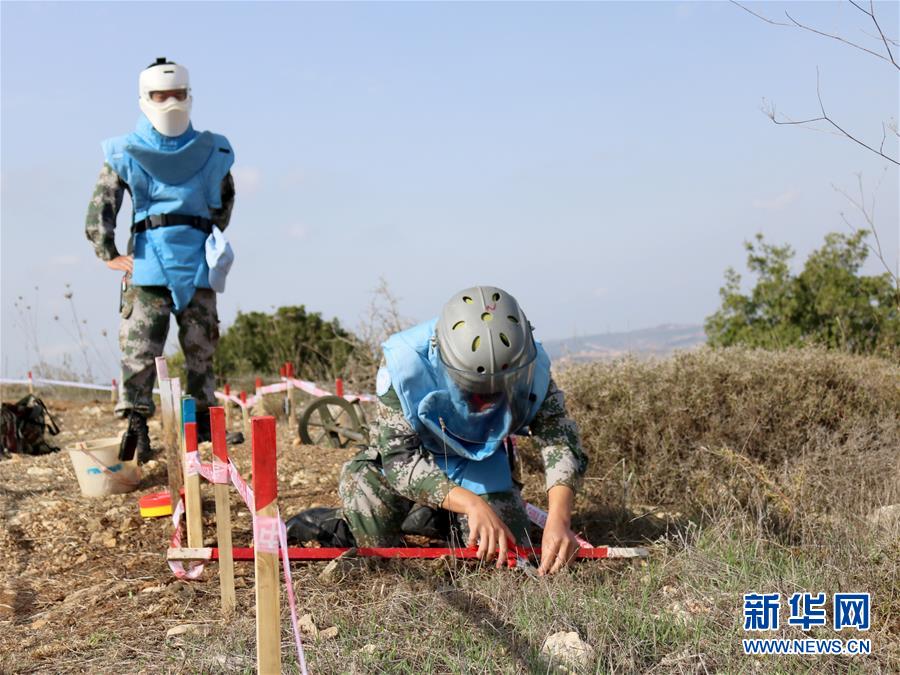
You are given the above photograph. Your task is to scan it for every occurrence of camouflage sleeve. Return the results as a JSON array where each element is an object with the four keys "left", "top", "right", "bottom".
[
  {"left": 209, "top": 172, "right": 235, "bottom": 231},
  {"left": 85, "top": 163, "right": 126, "bottom": 261},
  {"left": 527, "top": 377, "right": 588, "bottom": 494},
  {"left": 373, "top": 386, "right": 458, "bottom": 508}
]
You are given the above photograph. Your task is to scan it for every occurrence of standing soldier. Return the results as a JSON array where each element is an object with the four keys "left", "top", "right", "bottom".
[{"left": 85, "top": 57, "right": 235, "bottom": 462}]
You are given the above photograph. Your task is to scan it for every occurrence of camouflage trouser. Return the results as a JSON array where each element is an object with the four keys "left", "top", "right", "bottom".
[
  {"left": 115, "top": 285, "right": 219, "bottom": 418},
  {"left": 338, "top": 450, "right": 533, "bottom": 547}
]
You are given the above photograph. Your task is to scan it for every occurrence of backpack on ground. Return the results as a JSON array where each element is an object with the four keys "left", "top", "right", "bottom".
[{"left": 1, "top": 395, "right": 61, "bottom": 457}]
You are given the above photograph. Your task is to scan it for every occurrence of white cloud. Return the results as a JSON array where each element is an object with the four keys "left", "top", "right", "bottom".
[
  {"left": 49, "top": 255, "right": 80, "bottom": 266},
  {"left": 753, "top": 189, "right": 798, "bottom": 210},
  {"left": 232, "top": 166, "right": 262, "bottom": 196},
  {"left": 287, "top": 224, "right": 308, "bottom": 240}
]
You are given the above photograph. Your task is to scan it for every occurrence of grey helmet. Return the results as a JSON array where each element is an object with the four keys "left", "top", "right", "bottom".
[{"left": 435, "top": 285, "right": 537, "bottom": 393}]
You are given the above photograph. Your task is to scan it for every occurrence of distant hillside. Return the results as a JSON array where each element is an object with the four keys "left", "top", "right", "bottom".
[{"left": 542, "top": 324, "right": 706, "bottom": 362}]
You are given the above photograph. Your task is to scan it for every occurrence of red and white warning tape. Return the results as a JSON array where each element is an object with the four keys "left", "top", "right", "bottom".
[
  {"left": 166, "top": 456, "right": 306, "bottom": 672},
  {"left": 215, "top": 377, "right": 375, "bottom": 410}
]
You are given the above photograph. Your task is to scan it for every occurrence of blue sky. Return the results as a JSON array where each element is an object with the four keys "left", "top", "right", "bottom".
[{"left": 2, "top": 1, "right": 897, "bottom": 380}]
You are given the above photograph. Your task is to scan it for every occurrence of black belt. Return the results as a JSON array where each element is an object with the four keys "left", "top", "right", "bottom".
[{"left": 132, "top": 214, "right": 213, "bottom": 235}]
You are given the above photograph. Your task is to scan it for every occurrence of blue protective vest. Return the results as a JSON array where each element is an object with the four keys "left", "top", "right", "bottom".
[
  {"left": 381, "top": 319, "right": 551, "bottom": 494},
  {"left": 102, "top": 115, "right": 234, "bottom": 312}
]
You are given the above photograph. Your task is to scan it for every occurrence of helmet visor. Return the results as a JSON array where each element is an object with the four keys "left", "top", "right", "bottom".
[
  {"left": 148, "top": 88, "right": 189, "bottom": 103},
  {"left": 435, "top": 354, "right": 537, "bottom": 442}
]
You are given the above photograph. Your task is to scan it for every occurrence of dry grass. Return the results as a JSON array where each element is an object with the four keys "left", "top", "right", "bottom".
[{"left": 2, "top": 347, "right": 898, "bottom": 673}]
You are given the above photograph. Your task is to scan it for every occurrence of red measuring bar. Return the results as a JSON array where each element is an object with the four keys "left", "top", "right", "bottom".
[{"left": 211, "top": 546, "right": 620, "bottom": 561}]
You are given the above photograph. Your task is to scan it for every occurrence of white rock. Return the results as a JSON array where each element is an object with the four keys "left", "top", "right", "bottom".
[
  {"left": 319, "top": 626, "right": 339, "bottom": 640},
  {"left": 298, "top": 613, "right": 318, "bottom": 637},
  {"left": 166, "top": 623, "right": 205, "bottom": 638},
  {"left": 26, "top": 466, "right": 54, "bottom": 477},
  {"left": 868, "top": 504, "right": 900, "bottom": 530},
  {"left": 361, "top": 644, "right": 378, "bottom": 656},
  {"left": 541, "top": 631, "right": 595, "bottom": 670}
]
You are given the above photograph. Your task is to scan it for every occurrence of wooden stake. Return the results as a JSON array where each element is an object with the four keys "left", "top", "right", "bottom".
[
  {"left": 240, "top": 390, "right": 249, "bottom": 437},
  {"left": 210, "top": 406, "right": 235, "bottom": 617},
  {"left": 335, "top": 378, "right": 344, "bottom": 399},
  {"left": 252, "top": 416, "right": 281, "bottom": 674},
  {"left": 223, "top": 383, "right": 232, "bottom": 430},
  {"left": 110, "top": 378, "right": 118, "bottom": 404},
  {"left": 28, "top": 371, "right": 34, "bottom": 395},
  {"left": 155, "top": 358, "right": 182, "bottom": 505},
  {"left": 182, "top": 397, "right": 203, "bottom": 549},
  {"left": 286, "top": 363, "right": 295, "bottom": 421}
]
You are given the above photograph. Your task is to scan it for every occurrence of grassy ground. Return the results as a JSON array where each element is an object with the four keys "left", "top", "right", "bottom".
[{"left": 1, "top": 347, "right": 897, "bottom": 673}]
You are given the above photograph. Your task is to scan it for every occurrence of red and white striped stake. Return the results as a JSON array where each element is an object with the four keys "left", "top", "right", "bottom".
[
  {"left": 111, "top": 378, "right": 118, "bottom": 403},
  {"left": 27, "top": 371, "right": 34, "bottom": 394},
  {"left": 335, "top": 378, "right": 344, "bottom": 399},
  {"left": 210, "top": 407, "right": 235, "bottom": 616},
  {"left": 182, "top": 398, "right": 203, "bottom": 549},
  {"left": 252, "top": 416, "right": 281, "bottom": 674}
]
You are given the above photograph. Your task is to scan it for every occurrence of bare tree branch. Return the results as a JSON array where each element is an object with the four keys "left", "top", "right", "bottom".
[
  {"left": 766, "top": 69, "right": 899, "bottom": 165},
  {"left": 850, "top": 0, "right": 899, "bottom": 68},
  {"left": 783, "top": 8, "right": 897, "bottom": 67},
  {"left": 731, "top": 1, "right": 791, "bottom": 27},
  {"left": 833, "top": 169, "right": 899, "bottom": 298},
  {"left": 733, "top": 1, "right": 899, "bottom": 68}
]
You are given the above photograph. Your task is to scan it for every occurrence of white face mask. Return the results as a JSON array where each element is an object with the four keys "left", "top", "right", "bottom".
[
  {"left": 139, "top": 95, "right": 192, "bottom": 137},
  {"left": 138, "top": 59, "right": 193, "bottom": 137}
]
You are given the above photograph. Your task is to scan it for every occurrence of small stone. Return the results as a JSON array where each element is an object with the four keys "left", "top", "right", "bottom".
[
  {"left": 103, "top": 537, "right": 117, "bottom": 548},
  {"left": 318, "top": 548, "right": 357, "bottom": 584},
  {"left": 868, "top": 504, "right": 900, "bottom": 530},
  {"left": 166, "top": 623, "right": 205, "bottom": 639},
  {"left": 361, "top": 644, "right": 378, "bottom": 656},
  {"left": 319, "top": 626, "right": 339, "bottom": 640},
  {"left": 27, "top": 466, "right": 54, "bottom": 477},
  {"left": 541, "top": 631, "right": 595, "bottom": 670},
  {"left": 30, "top": 618, "right": 49, "bottom": 629},
  {"left": 74, "top": 553, "right": 88, "bottom": 564},
  {"left": 298, "top": 613, "right": 318, "bottom": 636},
  {"left": 140, "top": 585, "right": 166, "bottom": 594}
]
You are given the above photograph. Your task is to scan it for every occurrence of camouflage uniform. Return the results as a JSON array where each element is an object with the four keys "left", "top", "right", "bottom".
[
  {"left": 85, "top": 163, "right": 235, "bottom": 417},
  {"left": 339, "top": 376, "right": 588, "bottom": 546}
]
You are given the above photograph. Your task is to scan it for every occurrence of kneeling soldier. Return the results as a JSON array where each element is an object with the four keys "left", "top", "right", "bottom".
[{"left": 338, "top": 286, "right": 588, "bottom": 575}]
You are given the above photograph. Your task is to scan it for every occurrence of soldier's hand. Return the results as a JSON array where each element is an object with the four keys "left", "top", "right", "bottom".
[
  {"left": 539, "top": 484, "right": 579, "bottom": 575},
  {"left": 538, "top": 514, "right": 579, "bottom": 576},
  {"left": 464, "top": 496, "right": 516, "bottom": 568},
  {"left": 106, "top": 255, "right": 133, "bottom": 274},
  {"left": 442, "top": 487, "right": 515, "bottom": 568}
]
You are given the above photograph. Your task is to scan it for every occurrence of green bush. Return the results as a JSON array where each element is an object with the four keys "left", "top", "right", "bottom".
[
  {"left": 705, "top": 231, "right": 899, "bottom": 356},
  {"left": 213, "top": 305, "right": 361, "bottom": 382}
]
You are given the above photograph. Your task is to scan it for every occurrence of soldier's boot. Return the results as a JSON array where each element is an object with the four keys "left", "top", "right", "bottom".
[
  {"left": 285, "top": 507, "right": 357, "bottom": 547},
  {"left": 196, "top": 408, "right": 244, "bottom": 446},
  {"left": 119, "top": 410, "right": 154, "bottom": 464}
]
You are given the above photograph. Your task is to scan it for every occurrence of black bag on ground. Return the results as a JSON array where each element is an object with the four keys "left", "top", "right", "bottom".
[
  {"left": 1, "top": 395, "right": 61, "bottom": 457},
  {"left": 286, "top": 507, "right": 357, "bottom": 547}
]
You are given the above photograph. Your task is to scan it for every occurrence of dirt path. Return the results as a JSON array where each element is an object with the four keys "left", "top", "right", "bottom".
[{"left": 0, "top": 398, "right": 354, "bottom": 672}]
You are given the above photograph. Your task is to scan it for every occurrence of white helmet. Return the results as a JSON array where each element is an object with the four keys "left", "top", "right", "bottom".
[{"left": 138, "top": 57, "right": 192, "bottom": 137}]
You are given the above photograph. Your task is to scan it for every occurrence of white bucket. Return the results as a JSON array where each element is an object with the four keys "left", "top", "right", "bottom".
[{"left": 68, "top": 437, "right": 141, "bottom": 497}]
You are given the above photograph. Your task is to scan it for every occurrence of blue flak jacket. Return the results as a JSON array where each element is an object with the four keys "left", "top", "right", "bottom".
[
  {"left": 382, "top": 319, "right": 551, "bottom": 494},
  {"left": 102, "top": 115, "right": 234, "bottom": 312}
]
